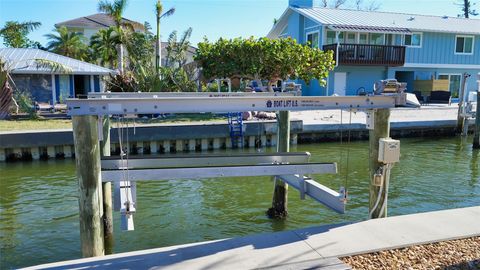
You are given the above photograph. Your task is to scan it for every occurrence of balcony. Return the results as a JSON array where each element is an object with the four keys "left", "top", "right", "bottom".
[{"left": 322, "top": 44, "right": 406, "bottom": 67}]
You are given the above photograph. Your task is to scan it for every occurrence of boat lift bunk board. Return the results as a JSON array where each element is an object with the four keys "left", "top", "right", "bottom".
[{"left": 67, "top": 93, "right": 403, "bottom": 230}]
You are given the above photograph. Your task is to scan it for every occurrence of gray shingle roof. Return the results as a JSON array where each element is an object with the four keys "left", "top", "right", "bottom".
[
  {"left": 0, "top": 48, "right": 114, "bottom": 75},
  {"left": 268, "top": 7, "right": 480, "bottom": 38},
  {"left": 55, "top": 13, "right": 144, "bottom": 31}
]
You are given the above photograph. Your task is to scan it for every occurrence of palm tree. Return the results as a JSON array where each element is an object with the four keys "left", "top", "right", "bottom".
[
  {"left": 155, "top": 0, "right": 175, "bottom": 76},
  {"left": 98, "top": 0, "right": 131, "bottom": 73},
  {"left": 45, "top": 26, "right": 88, "bottom": 60},
  {"left": 90, "top": 27, "right": 119, "bottom": 68},
  {"left": 165, "top": 27, "right": 192, "bottom": 68},
  {"left": 0, "top": 21, "right": 41, "bottom": 48}
]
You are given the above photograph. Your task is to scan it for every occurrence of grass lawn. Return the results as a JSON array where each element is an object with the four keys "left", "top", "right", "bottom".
[{"left": 0, "top": 113, "right": 228, "bottom": 132}]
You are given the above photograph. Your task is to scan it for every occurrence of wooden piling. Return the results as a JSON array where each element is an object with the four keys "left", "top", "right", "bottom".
[
  {"left": 100, "top": 116, "right": 113, "bottom": 254},
  {"left": 368, "top": 109, "right": 391, "bottom": 219},
  {"left": 457, "top": 73, "right": 469, "bottom": 134},
  {"left": 267, "top": 111, "right": 290, "bottom": 219},
  {"left": 72, "top": 115, "right": 104, "bottom": 257},
  {"left": 473, "top": 91, "right": 480, "bottom": 149}
]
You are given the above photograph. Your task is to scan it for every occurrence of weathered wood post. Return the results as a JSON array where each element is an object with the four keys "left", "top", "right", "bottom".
[
  {"left": 368, "top": 109, "right": 391, "bottom": 219},
  {"left": 72, "top": 115, "right": 104, "bottom": 257},
  {"left": 267, "top": 111, "right": 290, "bottom": 218},
  {"left": 100, "top": 116, "right": 114, "bottom": 254},
  {"left": 457, "top": 73, "right": 470, "bottom": 134},
  {"left": 473, "top": 90, "right": 480, "bottom": 149}
]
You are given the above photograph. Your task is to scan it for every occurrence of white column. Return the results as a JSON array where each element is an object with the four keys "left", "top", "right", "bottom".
[
  {"left": 188, "top": 139, "right": 196, "bottom": 152},
  {"left": 136, "top": 141, "right": 144, "bottom": 154},
  {"left": 31, "top": 147, "right": 40, "bottom": 160},
  {"left": 63, "top": 145, "right": 72, "bottom": 158},
  {"left": 90, "top": 75, "right": 95, "bottom": 93},
  {"left": 213, "top": 138, "right": 221, "bottom": 149},
  {"left": 51, "top": 74, "right": 57, "bottom": 105},
  {"left": 0, "top": 148, "right": 6, "bottom": 161},
  {"left": 201, "top": 139, "right": 209, "bottom": 151},
  {"left": 248, "top": 136, "right": 256, "bottom": 148},
  {"left": 176, "top": 140, "right": 184, "bottom": 152},
  {"left": 260, "top": 135, "right": 267, "bottom": 147},
  {"left": 163, "top": 140, "right": 171, "bottom": 153},
  {"left": 225, "top": 137, "right": 232, "bottom": 149},
  {"left": 150, "top": 141, "right": 158, "bottom": 154},
  {"left": 47, "top": 146, "right": 55, "bottom": 159}
]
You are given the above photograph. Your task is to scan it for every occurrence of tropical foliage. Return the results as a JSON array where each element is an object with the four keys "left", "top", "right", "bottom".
[
  {"left": 90, "top": 27, "right": 119, "bottom": 68},
  {"left": 45, "top": 26, "right": 88, "bottom": 60},
  {"left": 195, "top": 37, "right": 335, "bottom": 91},
  {"left": 155, "top": 0, "right": 175, "bottom": 75},
  {"left": 0, "top": 21, "right": 42, "bottom": 48}
]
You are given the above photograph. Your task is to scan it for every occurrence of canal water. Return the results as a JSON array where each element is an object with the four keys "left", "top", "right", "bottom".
[{"left": 1, "top": 137, "right": 479, "bottom": 269}]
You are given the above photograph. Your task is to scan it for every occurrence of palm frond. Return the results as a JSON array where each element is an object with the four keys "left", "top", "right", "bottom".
[
  {"left": 161, "top": 7, "right": 175, "bottom": 19},
  {"left": 34, "top": 59, "right": 73, "bottom": 74}
]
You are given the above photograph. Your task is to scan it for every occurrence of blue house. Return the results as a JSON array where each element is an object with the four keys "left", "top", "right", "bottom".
[
  {"left": 0, "top": 48, "right": 114, "bottom": 106},
  {"left": 267, "top": 0, "right": 480, "bottom": 98}
]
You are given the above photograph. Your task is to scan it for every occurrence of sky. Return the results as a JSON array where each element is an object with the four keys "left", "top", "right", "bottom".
[{"left": 0, "top": 0, "right": 476, "bottom": 48}]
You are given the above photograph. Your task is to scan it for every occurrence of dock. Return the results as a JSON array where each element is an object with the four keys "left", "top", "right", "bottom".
[{"left": 25, "top": 206, "right": 480, "bottom": 270}]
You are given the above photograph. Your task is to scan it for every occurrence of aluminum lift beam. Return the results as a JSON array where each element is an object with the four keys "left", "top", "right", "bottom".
[
  {"left": 101, "top": 163, "right": 337, "bottom": 182},
  {"left": 66, "top": 95, "right": 398, "bottom": 116},
  {"left": 87, "top": 91, "right": 299, "bottom": 99},
  {"left": 101, "top": 152, "right": 312, "bottom": 170},
  {"left": 278, "top": 175, "right": 346, "bottom": 214}
]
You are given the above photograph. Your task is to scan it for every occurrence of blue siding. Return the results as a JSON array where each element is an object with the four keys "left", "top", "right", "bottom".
[
  {"left": 94, "top": 75, "right": 100, "bottom": 92},
  {"left": 328, "top": 67, "right": 388, "bottom": 95},
  {"left": 304, "top": 17, "right": 317, "bottom": 28},
  {"left": 405, "top": 32, "right": 480, "bottom": 65}
]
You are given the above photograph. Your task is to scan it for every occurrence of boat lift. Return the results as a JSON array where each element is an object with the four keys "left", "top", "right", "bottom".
[{"left": 67, "top": 92, "right": 403, "bottom": 231}]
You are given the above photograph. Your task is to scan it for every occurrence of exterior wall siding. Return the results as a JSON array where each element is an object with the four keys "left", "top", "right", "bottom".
[
  {"left": 405, "top": 32, "right": 480, "bottom": 65},
  {"left": 328, "top": 66, "right": 388, "bottom": 95}
]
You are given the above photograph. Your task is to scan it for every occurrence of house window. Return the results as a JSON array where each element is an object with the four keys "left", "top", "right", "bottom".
[
  {"left": 358, "top": 33, "right": 368, "bottom": 44},
  {"left": 345, "top": 33, "right": 356, "bottom": 44},
  {"left": 369, "top": 33, "right": 384, "bottom": 45},
  {"left": 404, "top": 33, "right": 422, "bottom": 47},
  {"left": 326, "top": 31, "right": 336, "bottom": 44},
  {"left": 455, "top": 35, "right": 474, "bottom": 54},
  {"left": 438, "top": 74, "right": 461, "bottom": 98},
  {"left": 306, "top": 31, "right": 319, "bottom": 48}
]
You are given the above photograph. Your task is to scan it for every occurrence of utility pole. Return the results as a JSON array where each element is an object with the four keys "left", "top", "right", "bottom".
[
  {"left": 368, "top": 109, "right": 392, "bottom": 219},
  {"left": 100, "top": 116, "right": 114, "bottom": 254},
  {"left": 267, "top": 111, "right": 290, "bottom": 218},
  {"left": 72, "top": 116, "right": 104, "bottom": 257}
]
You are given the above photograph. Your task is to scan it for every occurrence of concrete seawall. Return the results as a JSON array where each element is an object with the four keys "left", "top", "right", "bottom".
[
  {"left": 0, "top": 121, "right": 302, "bottom": 161},
  {"left": 1, "top": 106, "right": 475, "bottom": 162}
]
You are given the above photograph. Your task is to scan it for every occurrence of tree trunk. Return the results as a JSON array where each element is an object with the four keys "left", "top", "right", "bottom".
[
  {"left": 156, "top": 16, "right": 161, "bottom": 76},
  {"left": 0, "top": 78, "right": 13, "bottom": 120},
  {"left": 117, "top": 44, "right": 124, "bottom": 74}
]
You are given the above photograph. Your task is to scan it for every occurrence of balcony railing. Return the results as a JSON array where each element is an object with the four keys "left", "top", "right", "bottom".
[{"left": 323, "top": 43, "right": 406, "bottom": 66}]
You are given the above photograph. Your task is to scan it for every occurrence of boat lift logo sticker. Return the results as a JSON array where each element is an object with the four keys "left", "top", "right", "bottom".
[{"left": 266, "top": 100, "right": 298, "bottom": 108}]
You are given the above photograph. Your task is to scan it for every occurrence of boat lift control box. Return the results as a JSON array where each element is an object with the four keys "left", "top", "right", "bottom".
[{"left": 378, "top": 138, "right": 400, "bottom": 164}]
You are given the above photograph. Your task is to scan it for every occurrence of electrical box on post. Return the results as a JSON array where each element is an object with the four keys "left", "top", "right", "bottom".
[{"left": 378, "top": 138, "right": 400, "bottom": 164}]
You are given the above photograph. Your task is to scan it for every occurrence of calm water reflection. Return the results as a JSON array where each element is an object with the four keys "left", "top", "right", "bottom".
[{"left": 0, "top": 137, "right": 479, "bottom": 269}]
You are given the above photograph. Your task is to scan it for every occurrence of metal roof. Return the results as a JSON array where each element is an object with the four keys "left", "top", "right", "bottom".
[
  {"left": 0, "top": 48, "right": 114, "bottom": 75},
  {"left": 55, "top": 13, "right": 144, "bottom": 31},
  {"left": 268, "top": 7, "right": 480, "bottom": 38}
]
